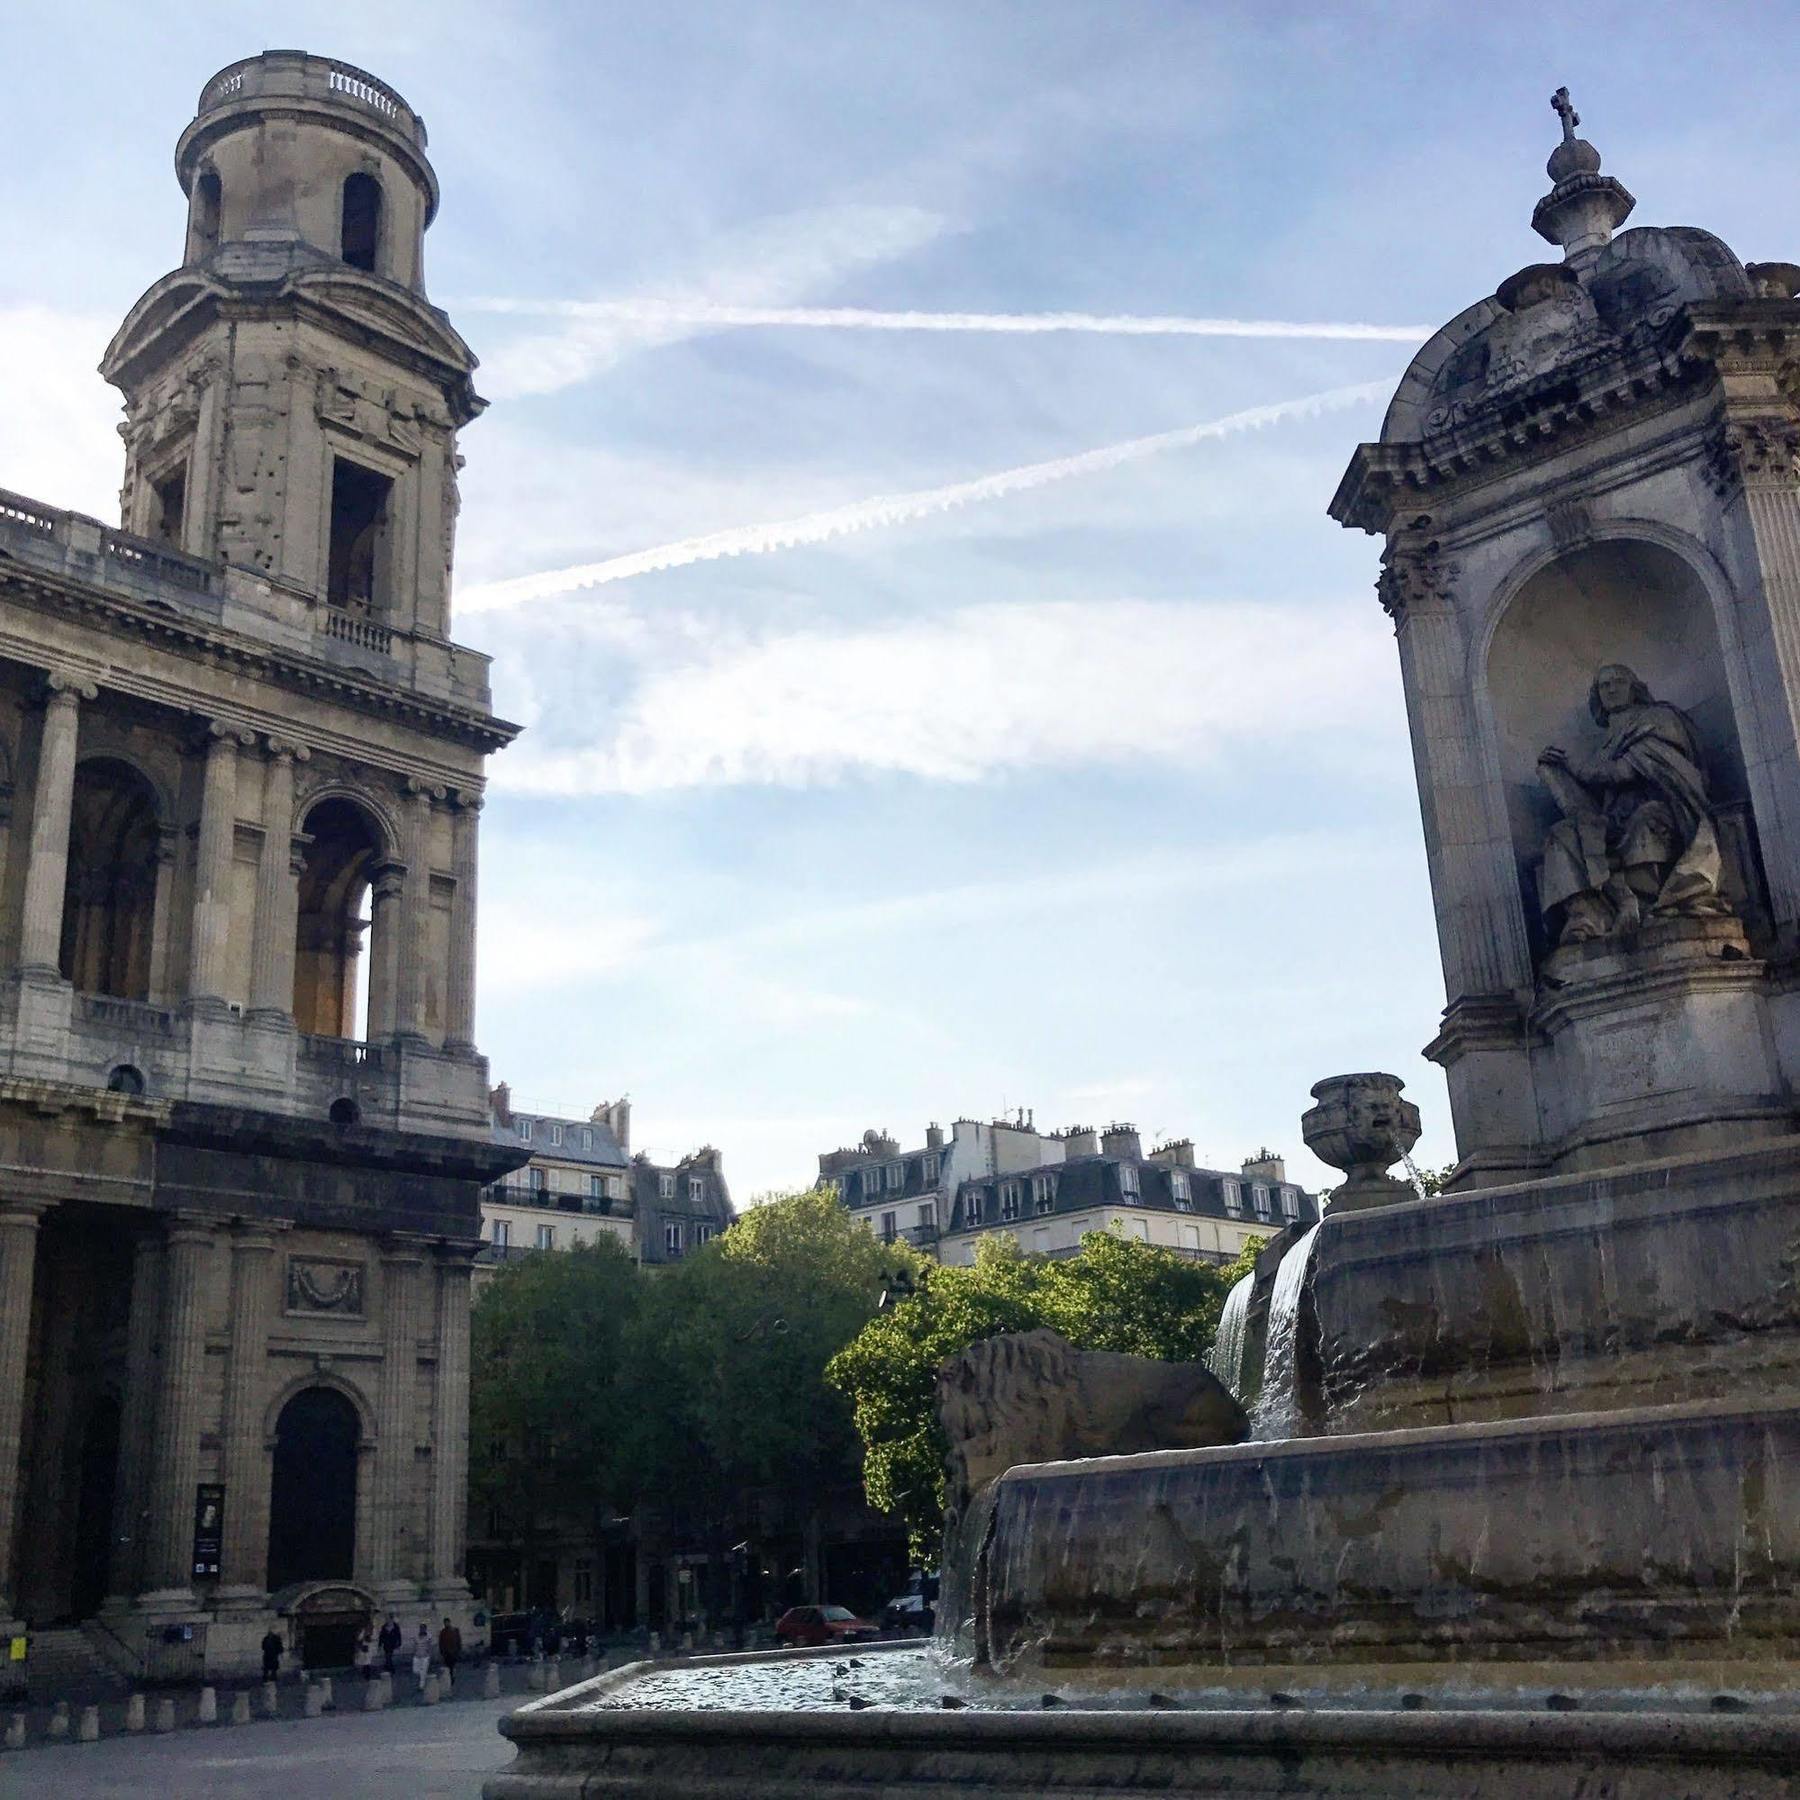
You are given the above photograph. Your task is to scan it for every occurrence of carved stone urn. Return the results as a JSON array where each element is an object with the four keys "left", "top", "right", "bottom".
[{"left": 1302, "top": 1072, "right": 1424, "bottom": 1212}]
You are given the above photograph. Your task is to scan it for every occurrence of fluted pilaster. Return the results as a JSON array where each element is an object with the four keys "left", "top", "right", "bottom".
[
  {"left": 0, "top": 1201, "right": 47, "bottom": 1625},
  {"left": 250, "top": 741, "right": 308, "bottom": 1014},
  {"left": 19, "top": 673, "right": 94, "bottom": 971},
  {"left": 426, "top": 1246, "right": 475, "bottom": 1599},
  {"left": 446, "top": 794, "right": 481, "bottom": 1049},
  {"left": 188, "top": 722, "right": 253, "bottom": 1003},
  {"left": 371, "top": 1243, "right": 425, "bottom": 1596},
  {"left": 216, "top": 1223, "right": 284, "bottom": 1603},
  {"left": 139, "top": 1216, "right": 214, "bottom": 1602}
]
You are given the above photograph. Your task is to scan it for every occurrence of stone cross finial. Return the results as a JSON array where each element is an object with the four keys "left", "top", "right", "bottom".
[{"left": 1551, "top": 86, "right": 1580, "bottom": 142}]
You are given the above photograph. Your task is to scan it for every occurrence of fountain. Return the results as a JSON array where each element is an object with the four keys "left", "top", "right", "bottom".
[{"left": 489, "top": 94, "right": 1800, "bottom": 1796}]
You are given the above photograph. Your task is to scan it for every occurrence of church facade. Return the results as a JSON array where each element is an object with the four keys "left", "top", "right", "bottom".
[{"left": 0, "top": 51, "right": 520, "bottom": 1676}]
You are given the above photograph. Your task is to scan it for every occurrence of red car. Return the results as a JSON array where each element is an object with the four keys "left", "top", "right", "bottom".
[{"left": 774, "top": 1604, "right": 880, "bottom": 1648}]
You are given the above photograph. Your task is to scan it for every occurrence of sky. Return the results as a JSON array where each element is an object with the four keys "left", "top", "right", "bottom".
[{"left": 6, "top": 2, "right": 1799, "bottom": 1199}]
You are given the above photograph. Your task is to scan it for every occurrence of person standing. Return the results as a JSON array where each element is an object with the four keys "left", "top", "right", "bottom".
[
  {"left": 379, "top": 1613, "right": 403, "bottom": 1675},
  {"left": 438, "top": 1616, "right": 463, "bottom": 1687},
  {"left": 260, "top": 1628, "right": 283, "bottom": 1683},
  {"left": 411, "top": 1624, "right": 432, "bottom": 1691},
  {"left": 355, "top": 1623, "right": 375, "bottom": 1684}
]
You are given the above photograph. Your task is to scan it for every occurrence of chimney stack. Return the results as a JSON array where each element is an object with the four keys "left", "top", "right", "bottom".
[{"left": 1100, "top": 1123, "right": 1143, "bottom": 1162}]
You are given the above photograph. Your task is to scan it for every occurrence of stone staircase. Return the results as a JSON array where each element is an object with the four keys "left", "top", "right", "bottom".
[{"left": 16, "top": 1626, "right": 134, "bottom": 1698}]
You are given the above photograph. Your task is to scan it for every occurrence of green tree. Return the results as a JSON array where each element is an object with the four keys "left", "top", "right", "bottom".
[
  {"left": 827, "top": 1230, "right": 1245, "bottom": 1555},
  {"left": 469, "top": 1237, "right": 645, "bottom": 1574}
]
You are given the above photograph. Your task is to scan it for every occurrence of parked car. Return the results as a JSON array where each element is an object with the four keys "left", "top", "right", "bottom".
[
  {"left": 773, "top": 1604, "right": 881, "bottom": 1648},
  {"left": 880, "top": 1593, "right": 935, "bottom": 1635}
]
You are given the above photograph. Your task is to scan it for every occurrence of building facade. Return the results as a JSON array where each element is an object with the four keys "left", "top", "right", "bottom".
[
  {"left": 476, "top": 1089, "right": 634, "bottom": 1279},
  {"left": 824, "top": 1116, "right": 1313, "bottom": 1265},
  {"left": 0, "top": 51, "right": 521, "bottom": 1677}
]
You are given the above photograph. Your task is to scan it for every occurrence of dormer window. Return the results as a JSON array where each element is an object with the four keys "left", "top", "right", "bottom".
[
  {"left": 549, "top": 1123, "right": 563, "bottom": 1147},
  {"left": 999, "top": 1180, "right": 1021, "bottom": 1221},
  {"left": 688, "top": 1176, "right": 704, "bottom": 1202},
  {"left": 1119, "top": 1163, "right": 1140, "bottom": 1198},
  {"left": 659, "top": 1173, "right": 675, "bottom": 1200},
  {"left": 1253, "top": 1184, "right": 1272, "bottom": 1220},
  {"left": 1223, "top": 1179, "right": 1242, "bottom": 1215},
  {"left": 517, "top": 1119, "right": 532, "bottom": 1142},
  {"left": 341, "top": 172, "right": 382, "bottom": 272},
  {"left": 1032, "top": 1173, "right": 1057, "bottom": 1214},
  {"left": 965, "top": 1190, "right": 984, "bottom": 1227},
  {"left": 1171, "top": 1169, "right": 1191, "bottom": 1210}
]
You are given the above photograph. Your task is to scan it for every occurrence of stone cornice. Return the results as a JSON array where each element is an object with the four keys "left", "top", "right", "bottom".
[{"left": 0, "top": 560, "right": 518, "bottom": 758}]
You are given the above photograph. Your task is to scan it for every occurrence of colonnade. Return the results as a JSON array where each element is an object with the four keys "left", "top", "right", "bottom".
[
  {"left": 0, "top": 1200, "right": 478, "bottom": 1624},
  {"left": 11, "top": 668, "right": 481, "bottom": 1045}
]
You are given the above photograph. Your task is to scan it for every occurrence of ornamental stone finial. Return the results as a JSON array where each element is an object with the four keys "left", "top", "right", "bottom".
[{"left": 1533, "top": 83, "right": 1631, "bottom": 258}]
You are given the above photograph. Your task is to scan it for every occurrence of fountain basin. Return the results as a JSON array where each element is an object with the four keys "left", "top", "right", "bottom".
[
  {"left": 973, "top": 1394, "right": 1800, "bottom": 1672},
  {"left": 492, "top": 1670, "right": 1800, "bottom": 1799}
]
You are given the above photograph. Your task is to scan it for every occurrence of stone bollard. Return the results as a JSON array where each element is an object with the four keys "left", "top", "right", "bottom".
[
  {"left": 77, "top": 1705, "right": 99, "bottom": 1743},
  {"left": 153, "top": 1697, "right": 176, "bottom": 1734},
  {"left": 4, "top": 1713, "right": 24, "bottom": 1751},
  {"left": 527, "top": 1657, "right": 546, "bottom": 1693},
  {"left": 680, "top": 1631, "right": 694, "bottom": 1652},
  {"left": 580, "top": 1654, "right": 597, "bottom": 1681},
  {"left": 546, "top": 1658, "right": 560, "bottom": 1694},
  {"left": 318, "top": 1675, "right": 333, "bottom": 1711},
  {"left": 379, "top": 1671, "right": 393, "bottom": 1707},
  {"left": 126, "top": 1693, "right": 146, "bottom": 1733},
  {"left": 197, "top": 1685, "right": 217, "bottom": 1724},
  {"left": 483, "top": 1660, "right": 501, "bottom": 1699},
  {"left": 304, "top": 1684, "right": 323, "bottom": 1719},
  {"left": 230, "top": 1691, "right": 251, "bottom": 1726},
  {"left": 48, "top": 1701, "right": 70, "bottom": 1741},
  {"left": 422, "top": 1672, "right": 440, "bottom": 1705},
  {"left": 363, "top": 1679, "right": 383, "bottom": 1712},
  {"left": 260, "top": 1681, "right": 278, "bottom": 1719},
  {"left": 648, "top": 1632, "right": 661, "bottom": 1655}
]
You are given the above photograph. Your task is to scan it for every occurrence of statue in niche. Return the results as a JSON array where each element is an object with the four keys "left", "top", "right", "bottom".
[{"left": 1537, "top": 663, "right": 1732, "bottom": 947}]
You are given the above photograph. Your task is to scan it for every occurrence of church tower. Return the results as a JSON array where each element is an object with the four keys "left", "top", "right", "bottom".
[
  {"left": 0, "top": 53, "right": 521, "bottom": 1677},
  {"left": 103, "top": 50, "right": 479, "bottom": 643}
]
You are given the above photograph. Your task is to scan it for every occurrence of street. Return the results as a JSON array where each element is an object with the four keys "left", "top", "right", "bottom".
[{"left": 0, "top": 1695, "right": 517, "bottom": 1798}]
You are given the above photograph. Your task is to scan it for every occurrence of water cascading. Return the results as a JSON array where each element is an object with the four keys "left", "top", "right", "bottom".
[
  {"left": 1251, "top": 1222, "right": 1319, "bottom": 1440},
  {"left": 1208, "top": 1271, "right": 1254, "bottom": 1401}
]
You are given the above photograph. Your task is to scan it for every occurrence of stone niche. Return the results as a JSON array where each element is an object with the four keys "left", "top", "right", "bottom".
[{"left": 1484, "top": 537, "right": 1765, "bottom": 965}]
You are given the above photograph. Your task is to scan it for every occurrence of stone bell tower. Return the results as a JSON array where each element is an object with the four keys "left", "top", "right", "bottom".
[
  {"left": 1332, "top": 90, "right": 1800, "bottom": 1183},
  {"left": 102, "top": 50, "right": 479, "bottom": 643}
]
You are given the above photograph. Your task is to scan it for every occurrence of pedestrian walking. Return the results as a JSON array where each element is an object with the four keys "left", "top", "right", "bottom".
[
  {"left": 438, "top": 1616, "right": 463, "bottom": 1683},
  {"left": 411, "top": 1625, "right": 432, "bottom": 1689},
  {"left": 379, "top": 1613, "right": 403, "bottom": 1675},
  {"left": 261, "top": 1627, "right": 283, "bottom": 1682}
]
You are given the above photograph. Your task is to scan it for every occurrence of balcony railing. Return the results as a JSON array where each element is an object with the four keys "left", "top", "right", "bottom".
[
  {"left": 0, "top": 486, "right": 216, "bottom": 600},
  {"left": 76, "top": 994, "right": 177, "bottom": 1039},
  {"left": 299, "top": 1034, "right": 380, "bottom": 1070},
  {"left": 322, "top": 607, "right": 394, "bottom": 655},
  {"left": 196, "top": 53, "right": 426, "bottom": 149}
]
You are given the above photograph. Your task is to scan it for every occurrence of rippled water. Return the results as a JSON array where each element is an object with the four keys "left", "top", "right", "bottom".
[{"left": 580, "top": 1646, "right": 957, "bottom": 1712}]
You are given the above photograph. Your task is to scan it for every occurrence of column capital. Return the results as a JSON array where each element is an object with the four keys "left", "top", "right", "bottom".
[
  {"left": 159, "top": 1210, "right": 220, "bottom": 1250},
  {"left": 265, "top": 737, "right": 312, "bottom": 766},
  {"left": 1706, "top": 413, "right": 1800, "bottom": 498},
  {"left": 370, "top": 858, "right": 408, "bottom": 903},
  {"left": 453, "top": 790, "right": 484, "bottom": 817},
  {"left": 228, "top": 1217, "right": 292, "bottom": 1253},
  {"left": 197, "top": 718, "right": 257, "bottom": 752},
  {"left": 379, "top": 1231, "right": 434, "bottom": 1265},
  {"left": 42, "top": 670, "right": 97, "bottom": 707},
  {"left": 403, "top": 774, "right": 448, "bottom": 806},
  {"left": 433, "top": 1240, "right": 481, "bottom": 1275},
  {"left": 0, "top": 1198, "right": 50, "bottom": 1229}
]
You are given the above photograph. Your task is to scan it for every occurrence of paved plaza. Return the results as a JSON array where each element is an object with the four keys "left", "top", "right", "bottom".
[{"left": 0, "top": 1696, "right": 517, "bottom": 1798}]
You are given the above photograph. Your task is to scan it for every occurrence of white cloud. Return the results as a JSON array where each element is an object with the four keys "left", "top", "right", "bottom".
[
  {"left": 459, "top": 381, "right": 1389, "bottom": 611},
  {"left": 0, "top": 306, "right": 123, "bottom": 519},
  {"left": 491, "top": 595, "right": 1392, "bottom": 795},
  {"left": 478, "top": 203, "right": 949, "bottom": 399},
  {"left": 459, "top": 294, "right": 1430, "bottom": 343}
]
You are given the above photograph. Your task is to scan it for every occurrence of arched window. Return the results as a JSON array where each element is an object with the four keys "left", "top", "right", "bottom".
[
  {"left": 294, "top": 797, "right": 384, "bottom": 1038},
  {"left": 267, "top": 1387, "right": 360, "bottom": 1590},
  {"left": 191, "top": 169, "right": 222, "bottom": 258},
  {"left": 60, "top": 759, "right": 161, "bottom": 1001},
  {"left": 340, "top": 172, "right": 382, "bottom": 273}
]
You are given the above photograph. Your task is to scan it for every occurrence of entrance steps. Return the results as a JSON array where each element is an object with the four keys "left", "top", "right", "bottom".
[{"left": 20, "top": 1626, "right": 134, "bottom": 1697}]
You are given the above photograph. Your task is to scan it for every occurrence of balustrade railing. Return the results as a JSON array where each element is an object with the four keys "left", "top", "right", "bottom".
[
  {"left": 0, "top": 485, "right": 215, "bottom": 597},
  {"left": 299, "top": 1033, "right": 379, "bottom": 1069},
  {"left": 76, "top": 993, "right": 177, "bottom": 1038},
  {"left": 322, "top": 607, "right": 395, "bottom": 654}
]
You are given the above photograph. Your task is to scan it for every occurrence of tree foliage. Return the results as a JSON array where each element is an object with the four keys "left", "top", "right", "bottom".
[{"left": 827, "top": 1231, "right": 1257, "bottom": 1554}]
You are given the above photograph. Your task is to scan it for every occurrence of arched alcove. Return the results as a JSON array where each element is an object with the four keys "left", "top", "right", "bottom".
[
  {"left": 190, "top": 168, "right": 222, "bottom": 260},
  {"left": 267, "top": 1385, "right": 361, "bottom": 1590},
  {"left": 341, "top": 172, "right": 382, "bottom": 273},
  {"left": 59, "top": 757, "right": 161, "bottom": 1000},
  {"left": 1485, "top": 536, "right": 1765, "bottom": 959},
  {"left": 294, "top": 796, "right": 384, "bottom": 1038}
]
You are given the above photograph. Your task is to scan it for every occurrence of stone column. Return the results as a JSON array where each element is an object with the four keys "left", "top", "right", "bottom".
[
  {"left": 146, "top": 826, "right": 179, "bottom": 1006},
  {"left": 188, "top": 723, "right": 251, "bottom": 1005},
  {"left": 215, "top": 1222, "right": 284, "bottom": 1607},
  {"left": 365, "top": 859, "right": 406, "bottom": 1040},
  {"left": 0, "top": 1200, "right": 46, "bottom": 1627},
  {"left": 426, "top": 1246, "right": 476, "bottom": 1600},
  {"left": 103, "top": 1231, "right": 162, "bottom": 1609},
  {"left": 445, "top": 795, "right": 481, "bottom": 1050},
  {"left": 249, "top": 741, "right": 309, "bottom": 1016},
  {"left": 370, "top": 1242, "right": 425, "bottom": 1598},
  {"left": 138, "top": 1215, "right": 214, "bottom": 1607},
  {"left": 18, "top": 673, "right": 95, "bottom": 972},
  {"left": 395, "top": 780, "right": 439, "bottom": 1042}
]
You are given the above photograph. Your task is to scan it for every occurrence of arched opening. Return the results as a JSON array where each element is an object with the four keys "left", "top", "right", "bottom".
[
  {"left": 294, "top": 797, "right": 382, "bottom": 1038},
  {"left": 267, "top": 1386, "right": 360, "bottom": 1591},
  {"left": 1486, "top": 537, "right": 1767, "bottom": 962},
  {"left": 340, "top": 172, "right": 382, "bottom": 273},
  {"left": 70, "top": 1394, "right": 122, "bottom": 1619},
  {"left": 190, "top": 168, "right": 221, "bottom": 260},
  {"left": 106, "top": 1063, "right": 146, "bottom": 1096},
  {"left": 59, "top": 758, "right": 161, "bottom": 1001}
]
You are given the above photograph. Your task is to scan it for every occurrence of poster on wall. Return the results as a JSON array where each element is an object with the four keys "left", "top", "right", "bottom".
[{"left": 192, "top": 1483, "right": 225, "bottom": 1580}]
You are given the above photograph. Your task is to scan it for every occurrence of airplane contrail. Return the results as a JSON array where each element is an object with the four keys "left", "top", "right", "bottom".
[
  {"left": 459, "top": 380, "right": 1390, "bottom": 614},
  {"left": 456, "top": 295, "right": 1429, "bottom": 343}
]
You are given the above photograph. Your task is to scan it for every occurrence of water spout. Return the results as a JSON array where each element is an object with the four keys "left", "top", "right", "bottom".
[
  {"left": 1209, "top": 1272, "right": 1255, "bottom": 1403},
  {"left": 1252, "top": 1223, "right": 1320, "bottom": 1440}
]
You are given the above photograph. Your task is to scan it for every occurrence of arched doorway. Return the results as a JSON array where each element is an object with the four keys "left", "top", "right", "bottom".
[
  {"left": 293, "top": 797, "right": 383, "bottom": 1037},
  {"left": 59, "top": 758, "right": 160, "bottom": 999},
  {"left": 267, "top": 1386, "right": 360, "bottom": 1592},
  {"left": 70, "top": 1394, "right": 121, "bottom": 1619}
]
